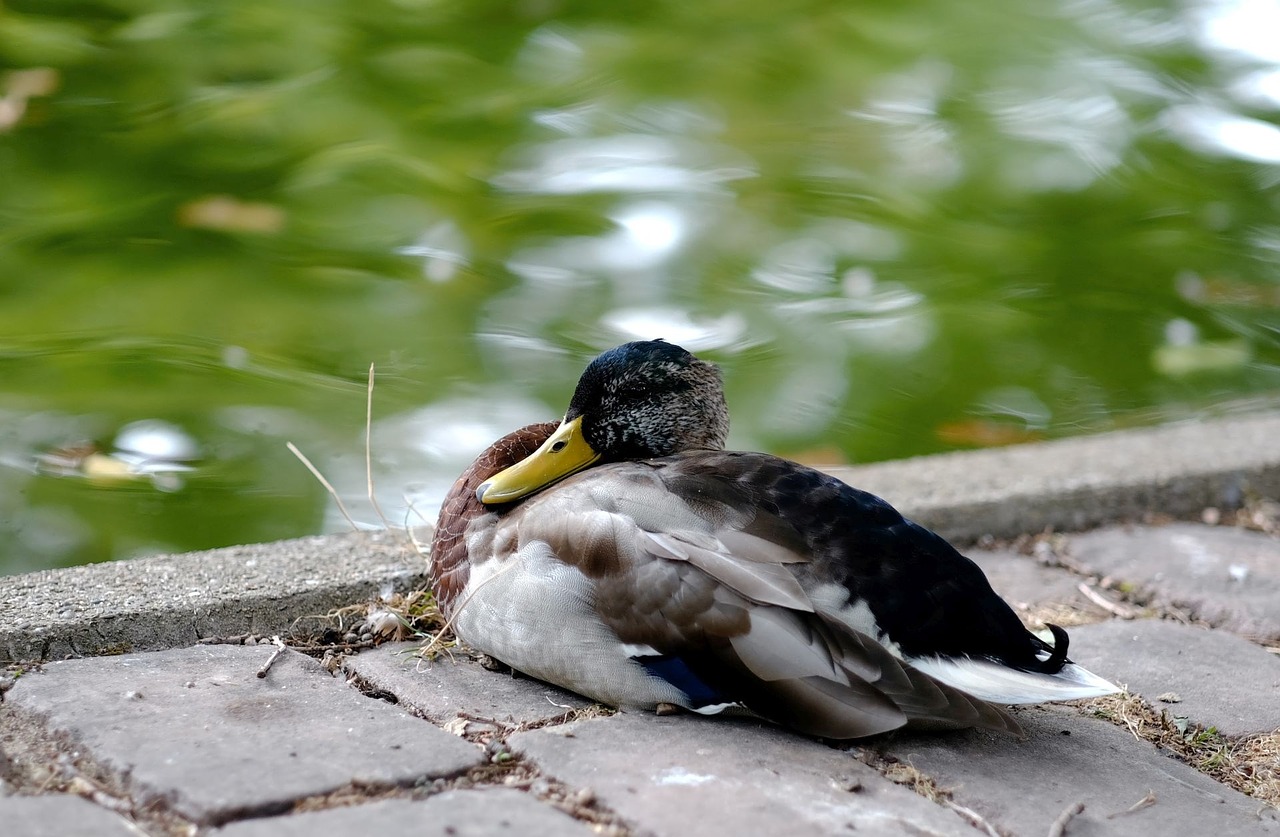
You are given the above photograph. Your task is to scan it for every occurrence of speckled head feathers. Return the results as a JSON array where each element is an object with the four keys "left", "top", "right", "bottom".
[{"left": 565, "top": 340, "right": 729, "bottom": 460}]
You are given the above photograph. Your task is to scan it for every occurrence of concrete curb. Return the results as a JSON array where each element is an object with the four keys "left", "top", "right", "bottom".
[
  {"left": 1, "top": 531, "right": 427, "bottom": 663},
  {"left": 3, "top": 411, "right": 1278, "bottom": 663},
  {"left": 830, "top": 411, "right": 1280, "bottom": 543}
]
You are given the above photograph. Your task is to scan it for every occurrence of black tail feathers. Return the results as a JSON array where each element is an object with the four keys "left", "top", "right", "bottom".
[{"left": 1023, "top": 623, "right": 1070, "bottom": 674}]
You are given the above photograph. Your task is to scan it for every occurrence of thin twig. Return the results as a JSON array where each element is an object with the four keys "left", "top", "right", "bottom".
[
  {"left": 1046, "top": 801, "right": 1085, "bottom": 837},
  {"left": 365, "top": 362, "right": 393, "bottom": 530},
  {"left": 944, "top": 800, "right": 1002, "bottom": 837},
  {"left": 256, "top": 636, "right": 287, "bottom": 679},
  {"left": 1108, "top": 790, "right": 1156, "bottom": 818},
  {"left": 1077, "top": 582, "right": 1141, "bottom": 619},
  {"left": 287, "top": 441, "right": 359, "bottom": 531},
  {"left": 457, "top": 710, "right": 507, "bottom": 728}
]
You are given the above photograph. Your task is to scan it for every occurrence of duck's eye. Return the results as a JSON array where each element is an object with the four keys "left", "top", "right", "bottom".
[{"left": 551, "top": 440, "right": 568, "bottom": 452}]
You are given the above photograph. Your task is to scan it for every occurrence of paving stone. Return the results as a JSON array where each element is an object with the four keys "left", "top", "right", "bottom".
[
  {"left": 213, "top": 789, "right": 594, "bottom": 837},
  {"left": 966, "top": 549, "right": 1108, "bottom": 620},
  {"left": 1, "top": 794, "right": 137, "bottom": 837},
  {"left": 885, "top": 705, "right": 1280, "bottom": 836},
  {"left": 4, "top": 645, "right": 484, "bottom": 826},
  {"left": 509, "top": 711, "right": 980, "bottom": 836},
  {"left": 346, "top": 642, "right": 592, "bottom": 727},
  {"left": 1068, "top": 524, "right": 1280, "bottom": 642},
  {"left": 1067, "top": 619, "right": 1280, "bottom": 736}
]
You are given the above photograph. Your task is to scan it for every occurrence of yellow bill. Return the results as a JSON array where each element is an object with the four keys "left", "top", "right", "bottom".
[{"left": 476, "top": 415, "right": 601, "bottom": 504}]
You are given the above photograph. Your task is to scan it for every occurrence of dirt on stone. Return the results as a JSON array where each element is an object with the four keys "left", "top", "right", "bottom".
[{"left": 1082, "top": 691, "right": 1280, "bottom": 809}]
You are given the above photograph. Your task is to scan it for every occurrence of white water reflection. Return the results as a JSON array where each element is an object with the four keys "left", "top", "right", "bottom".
[
  {"left": 1065, "top": 0, "right": 1186, "bottom": 48},
  {"left": 1193, "top": 0, "right": 1280, "bottom": 63},
  {"left": 1229, "top": 68, "right": 1280, "bottom": 108},
  {"left": 515, "top": 25, "right": 586, "bottom": 84},
  {"left": 492, "top": 135, "right": 756, "bottom": 195},
  {"left": 754, "top": 357, "right": 849, "bottom": 440},
  {"left": 398, "top": 220, "right": 470, "bottom": 283},
  {"left": 754, "top": 238, "right": 839, "bottom": 294},
  {"left": 851, "top": 61, "right": 963, "bottom": 187},
  {"left": 330, "top": 392, "right": 555, "bottom": 531},
  {"left": 505, "top": 200, "right": 690, "bottom": 277},
  {"left": 1163, "top": 104, "right": 1280, "bottom": 164},
  {"left": 753, "top": 222, "right": 904, "bottom": 295},
  {"left": 976, "top": 387, "right": 1053, "bottom": 429},
  {"left": 601, "top": 307, "right": 748, "bottom": 351},
  {"left": 983, "top": 58, "right": 1138, "bottom": 189}
]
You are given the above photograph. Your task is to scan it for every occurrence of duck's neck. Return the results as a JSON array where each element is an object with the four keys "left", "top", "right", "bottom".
[{"left": 429, "top": 421, "right": 558, "bottom": 610}]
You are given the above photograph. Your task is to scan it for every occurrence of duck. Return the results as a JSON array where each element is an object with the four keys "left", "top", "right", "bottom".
[{"left": 429, "top": 339, "right": 1117, "bottom": 738}]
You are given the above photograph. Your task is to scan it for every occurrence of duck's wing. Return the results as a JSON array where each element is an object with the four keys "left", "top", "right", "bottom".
[
  {"left": 653, "top": 451, "right": 1118, "bottom": 705},
  {"left": 510, "top": 461, "right": 1022, "bottom": 738}
]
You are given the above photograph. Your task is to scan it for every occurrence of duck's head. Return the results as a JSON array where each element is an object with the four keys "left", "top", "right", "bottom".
[{"left": 476, "top": 339, "right": 729, "bottom": 504}]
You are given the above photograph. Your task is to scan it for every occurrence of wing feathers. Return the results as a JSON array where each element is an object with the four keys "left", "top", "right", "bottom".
[
  {"left": 724, "top": 597, "right": 1020, "bottom": 736},
  {"left": 637, "top": 530, "right": 815, "bottom": 611},
  {"left": 507, "top": 461, "right": 1078, "bottom": 737}
]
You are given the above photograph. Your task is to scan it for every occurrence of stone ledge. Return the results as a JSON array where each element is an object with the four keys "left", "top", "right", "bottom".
[
  {"left": 830, "top": 411, "right": 1280, "bottom": 543},
  {"left": 1, "top": 531, "right": 427, "bottom": 663},
  {"left": 3, "top": 412, "right": 1277, "bottom": 663}
]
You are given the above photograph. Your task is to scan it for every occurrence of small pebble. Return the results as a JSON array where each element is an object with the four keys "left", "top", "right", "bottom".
[
  {"left": 343, "top": 632, "right": 359, "bottom": 644},
  {"left": 574, "top": 787, "right": 596, "bottom": 807},
  {"left": 1157, "top": 692, "right": 1183, "bottom": 704}
]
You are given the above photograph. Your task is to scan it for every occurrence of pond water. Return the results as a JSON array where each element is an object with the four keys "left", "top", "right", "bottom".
[{"left": 2, "top": 0, "right": 1279, "bottom": 575}]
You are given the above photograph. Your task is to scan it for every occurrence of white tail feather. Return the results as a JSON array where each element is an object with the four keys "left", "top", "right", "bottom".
[{"left": 908, "top": 657, "right": 1120, "bottom": 705}]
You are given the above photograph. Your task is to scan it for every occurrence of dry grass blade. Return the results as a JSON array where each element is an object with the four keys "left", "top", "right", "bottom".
[
  {"left": 366, "top": 362, "right": 393, "bottom": 531},
  {"left": 287, "top": 441, "right": 359, "bottom": 531},
  {"left": 403, "top": 496, "right": 434, "bottom": 559}
]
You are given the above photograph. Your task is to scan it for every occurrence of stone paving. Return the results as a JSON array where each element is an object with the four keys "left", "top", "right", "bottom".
[{"left": 2, "top": 518, "right": 1278, "bottom": 836}]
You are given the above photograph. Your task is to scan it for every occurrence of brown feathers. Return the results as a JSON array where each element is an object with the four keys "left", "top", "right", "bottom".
[{"left": 429, "top": 421, "right": 556, "bottom": 608}]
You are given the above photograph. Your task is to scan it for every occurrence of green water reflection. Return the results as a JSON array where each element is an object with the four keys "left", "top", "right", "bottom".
[{"left": 2, "top": 0, "right": 1279, "bottom": 574}]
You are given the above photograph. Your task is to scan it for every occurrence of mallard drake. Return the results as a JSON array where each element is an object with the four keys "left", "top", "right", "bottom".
[{"left": 430, "top": 340, "right": 1117, "bottom": 738}]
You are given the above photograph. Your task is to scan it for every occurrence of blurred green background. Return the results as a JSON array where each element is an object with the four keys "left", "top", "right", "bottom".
[{"left": 2, "top": 0, "right": 1279, "bottom": 575}]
